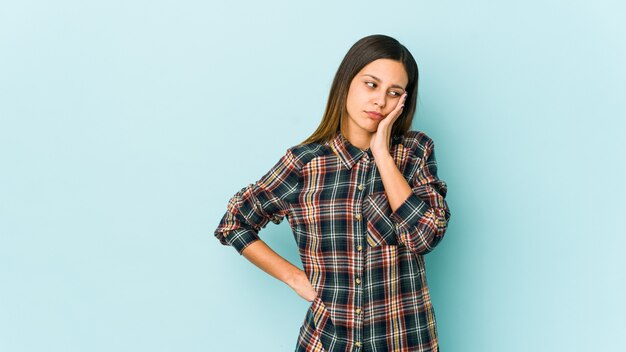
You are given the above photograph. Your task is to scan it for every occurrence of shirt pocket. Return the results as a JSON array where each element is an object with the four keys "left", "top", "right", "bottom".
[
  {"left": 363, "top": 191, "right": 398, "bottom": 247},
  {"left": 304, "top": 295, "right": 337, "bottom": 350},
  {"left": 393, "top": 143, "right": 424, "bottom": 182}
]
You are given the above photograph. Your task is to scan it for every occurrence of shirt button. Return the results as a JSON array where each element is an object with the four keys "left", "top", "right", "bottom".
[
  {"left": 358, "top": 184, "right": 364, "bottom": 191},
  {"left": 355, "top": 341, "right": 362, "bottom": 347},
  {"left": 355, "top": 213, "right": 362, "bottom": 220},
  {"left": 355, "top": 277, "right": 361, "bottom": 285},
  {"left": 357, "top": 245, "right": 362, "bottom": 251},
  {"left": 355, "top": 308, "right": 362, "bottom": 314}
]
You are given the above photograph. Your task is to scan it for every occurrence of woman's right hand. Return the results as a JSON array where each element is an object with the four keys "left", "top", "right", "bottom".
[{"left": 289, "top": 269, "right": 318, "bottom": 302}]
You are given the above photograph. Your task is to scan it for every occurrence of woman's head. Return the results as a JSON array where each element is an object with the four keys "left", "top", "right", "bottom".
[{"left": 301, "top": 34, "right": 419, "bottom": 145}]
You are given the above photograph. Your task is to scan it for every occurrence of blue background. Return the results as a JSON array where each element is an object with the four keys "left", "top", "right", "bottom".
[{"left": 1, "top": 1, "right": 624, "bottom": 351}]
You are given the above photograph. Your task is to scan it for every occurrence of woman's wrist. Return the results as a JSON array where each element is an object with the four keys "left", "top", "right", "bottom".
[
  {"left": 373, "top": 151, "right": 394, "bottom": 170},
  {"left": 285, "top": 267, "right": 307, "bottom": 289}
]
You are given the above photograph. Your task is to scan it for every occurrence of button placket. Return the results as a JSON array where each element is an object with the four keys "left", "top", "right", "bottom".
[{"left": 352, "top": 154, "right": 371, "bottom": 349}]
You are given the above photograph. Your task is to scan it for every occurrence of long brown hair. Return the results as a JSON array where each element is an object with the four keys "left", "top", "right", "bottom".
[{"left": 300, "top": 34, "right": 419, "bottom": 146}]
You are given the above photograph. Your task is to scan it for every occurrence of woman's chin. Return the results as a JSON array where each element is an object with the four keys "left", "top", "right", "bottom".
[{"left": 365, "top": 120, "right": 381, "bottom": 132}]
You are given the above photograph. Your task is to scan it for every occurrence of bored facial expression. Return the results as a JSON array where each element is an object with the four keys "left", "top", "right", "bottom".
[{"left": 344, "top": 59, "right": 409, "bottom": 134}]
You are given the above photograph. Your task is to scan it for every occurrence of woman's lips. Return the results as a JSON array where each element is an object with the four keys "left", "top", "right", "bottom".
[{"left": 366, "top": 111, "right": 384, "bottom": 120}]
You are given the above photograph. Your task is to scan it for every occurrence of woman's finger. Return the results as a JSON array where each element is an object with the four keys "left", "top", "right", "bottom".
[{"left": 384, "top": 92, "right": 408, "bottom": 125}]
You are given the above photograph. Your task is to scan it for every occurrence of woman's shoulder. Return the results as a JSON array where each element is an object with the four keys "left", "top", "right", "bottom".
[
  {"left": 399, "top": 130, "right": 436, "bottom": 156},
  {"left": 282, "top": 140, "right": 334, "bottom": 167}
]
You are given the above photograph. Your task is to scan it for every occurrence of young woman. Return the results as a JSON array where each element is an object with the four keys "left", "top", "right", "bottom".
[{"left": 214, "top": 34, "right": 451, "bottom": 352}]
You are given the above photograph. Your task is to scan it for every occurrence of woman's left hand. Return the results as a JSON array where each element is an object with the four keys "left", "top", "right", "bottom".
[{"left": 369, "top": 92, "right": 408, "bottom": 159}]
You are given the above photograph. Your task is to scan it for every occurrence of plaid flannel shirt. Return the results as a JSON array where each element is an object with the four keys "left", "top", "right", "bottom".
[{"left": 214, "top": 130, "right": 450, "bottom": 352}]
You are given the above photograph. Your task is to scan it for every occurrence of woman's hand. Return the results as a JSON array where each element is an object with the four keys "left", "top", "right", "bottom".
[
  {"left": 288, "top": 269, "right": 318, "bottom": 302},
  {"left": 370, "top": 92, "right": 408, "bottom": 159}
]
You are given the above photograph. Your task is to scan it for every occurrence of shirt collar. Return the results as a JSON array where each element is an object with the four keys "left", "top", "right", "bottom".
[{"left": 329, "top": 132, "right": 403, "bottom": 170}]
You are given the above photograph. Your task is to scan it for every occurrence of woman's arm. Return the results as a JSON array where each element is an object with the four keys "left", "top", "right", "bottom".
[
  {"left": 367, "top": 94, "right": 449, "bottom": 254},
  {"left": 373, "top": 137, "right": 450, "bottom": 254},
  {"left": 214, "top": 149, "right": 302, "bottom": 254},
  {"left": 214, "top": 149, "right": 313, "bottom": 300},
  {"left": 370, "top": 92, "right": 413, "bottom": 211},
  {"left": 241, "top": 239, "right": 317, "bottom": 302},
  {"left": 375, "top": 153, "right": 413, "bottom": 212}
]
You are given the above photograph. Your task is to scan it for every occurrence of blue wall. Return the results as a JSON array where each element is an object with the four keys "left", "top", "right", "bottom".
[{"left": 1, "top": 1, "right": 624, "bottom": 351}]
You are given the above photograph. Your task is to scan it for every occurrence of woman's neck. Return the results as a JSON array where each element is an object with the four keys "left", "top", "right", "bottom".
[{"left": 340, "top": 121, "right": 373, "bottom": 151}]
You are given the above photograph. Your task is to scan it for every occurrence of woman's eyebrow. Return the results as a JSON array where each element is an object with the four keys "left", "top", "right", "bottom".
[{"left": 361, "top": 74, "right": 406, "bottom": 90}]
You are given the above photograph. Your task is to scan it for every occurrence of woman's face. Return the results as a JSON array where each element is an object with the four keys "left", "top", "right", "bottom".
[{"left": 343, "top": 58, "right": 409, "bottom": 136}]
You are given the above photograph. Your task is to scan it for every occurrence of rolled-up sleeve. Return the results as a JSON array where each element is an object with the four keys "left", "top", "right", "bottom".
[
  {"left": 214, "top": 148, "right": 302, "bottom": 254},
  {"left": 389, "top": 139, "right": 451, "bottom": 254}
]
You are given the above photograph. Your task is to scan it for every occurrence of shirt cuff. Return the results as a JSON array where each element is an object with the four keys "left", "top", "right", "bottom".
[
  {"left": 224, "top": 228, "right": 260, "bottom": 255},
  {"left": 389, "top": 193, "right": 430, "bottom": 232}
]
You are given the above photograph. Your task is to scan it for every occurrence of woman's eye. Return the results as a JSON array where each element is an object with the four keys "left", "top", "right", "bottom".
[
  {"left": 389, "top": 91, "right": 402, "bottom": 97},
  {"left": 366, "top": 82, "right": 376, "bottom": 88}
]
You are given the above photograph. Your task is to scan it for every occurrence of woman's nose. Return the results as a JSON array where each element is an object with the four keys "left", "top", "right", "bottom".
[{"left": 373, "top": 92, "right": 386, "bottom": 109}]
